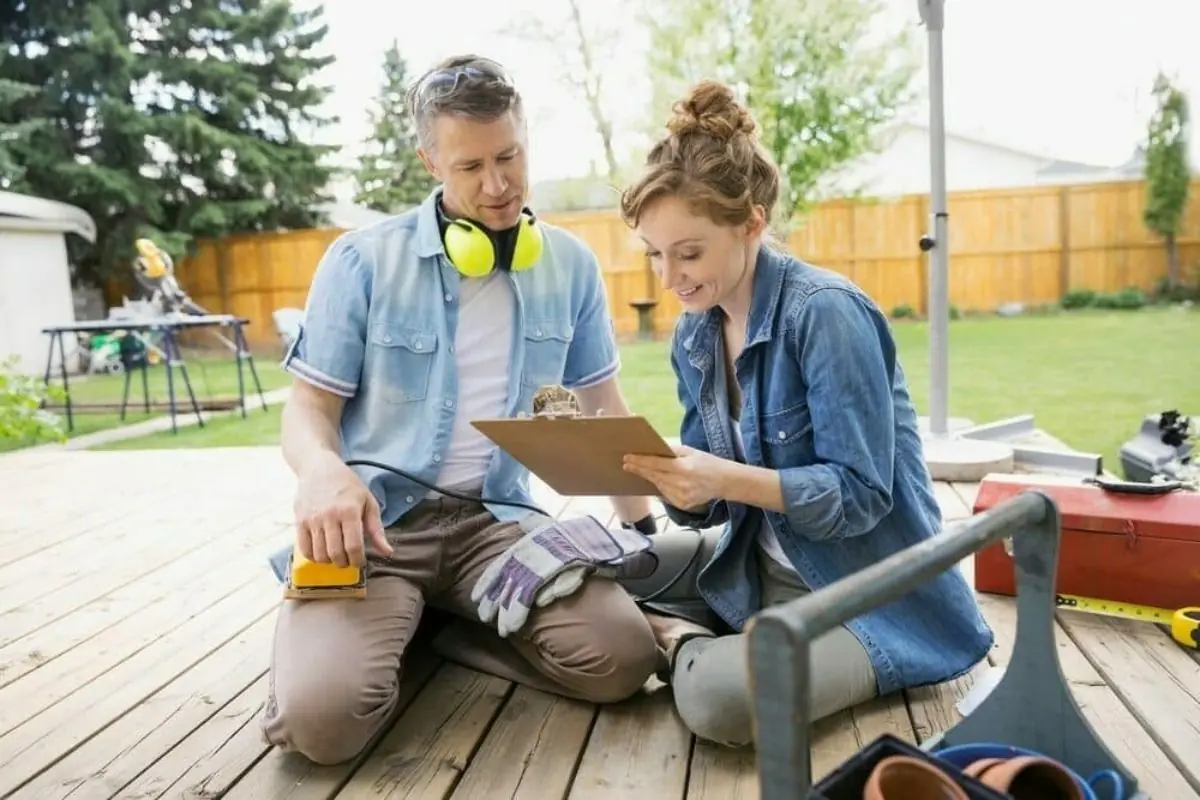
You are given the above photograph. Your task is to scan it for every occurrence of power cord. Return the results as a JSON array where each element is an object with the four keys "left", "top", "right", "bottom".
[{"left": 344, "top": 458, "right": 550, "bottom": 516}]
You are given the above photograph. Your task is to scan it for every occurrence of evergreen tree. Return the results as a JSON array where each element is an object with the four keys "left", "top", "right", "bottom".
[
  {"left": 0, "top": 58, "right": 48, "bottom": 190},
  {"left": 0, "top": 0, "right": 340, "bottom": 289},
  {"left": 1142, "top": 72, "right": 1191, "bottom": 290},
  {"left": 353, "top": 41, "right": 436, "bottom": 213}
]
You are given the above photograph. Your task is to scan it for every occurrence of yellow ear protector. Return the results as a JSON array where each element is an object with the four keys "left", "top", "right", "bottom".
[{"left": 441, "top": 206, "right": 544, "bottom": 278}]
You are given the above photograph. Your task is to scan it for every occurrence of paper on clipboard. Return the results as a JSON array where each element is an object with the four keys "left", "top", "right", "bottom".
[{"left": 470, "top": 414, "right": 676, "bottom": 496}]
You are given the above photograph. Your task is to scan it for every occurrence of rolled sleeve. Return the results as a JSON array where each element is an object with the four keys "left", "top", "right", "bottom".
[
  {"left": 280, "top": 236, "right": 372, "bottom": 398},
  {"left": 561, "top": 249, "right": 620, "bottom": 390},
  {"left": 778, "top": 288, "right": 896, "bottom": 541}
]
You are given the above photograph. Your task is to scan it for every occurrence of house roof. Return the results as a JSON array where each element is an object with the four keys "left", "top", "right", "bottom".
[{"left": 0, "top": 190, "right": 97, "bottom": 243}]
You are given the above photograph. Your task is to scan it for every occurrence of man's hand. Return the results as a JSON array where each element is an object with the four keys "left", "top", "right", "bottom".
[
  {"left": 623, "top": 444, "right": 732, "bottom": 512},
  {"left": 293, "top": 453, "right": 392, "bottom": 567}
]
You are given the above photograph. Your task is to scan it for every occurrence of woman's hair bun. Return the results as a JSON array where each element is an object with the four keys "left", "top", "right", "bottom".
[{"left": 665, "top": 80, "right": 756, "bottom": 143}]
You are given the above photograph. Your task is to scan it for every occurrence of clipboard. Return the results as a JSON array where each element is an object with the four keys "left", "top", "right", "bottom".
[{"left": 470, "top": 414, "right": 676, "bottom": 496}]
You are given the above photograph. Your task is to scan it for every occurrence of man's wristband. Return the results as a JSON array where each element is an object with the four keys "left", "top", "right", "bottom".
[{"left": 622, "top": 513, "right": 658, "bottom": 536}]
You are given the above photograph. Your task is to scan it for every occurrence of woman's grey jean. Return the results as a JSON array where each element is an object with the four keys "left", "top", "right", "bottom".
[{"left": 669, "top": 544, "right": 878, "bottom": 747}]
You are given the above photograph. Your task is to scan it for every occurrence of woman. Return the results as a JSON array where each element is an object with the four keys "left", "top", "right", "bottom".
[{"left": 620, "top": 80, "right": 993, "bottom": 748}]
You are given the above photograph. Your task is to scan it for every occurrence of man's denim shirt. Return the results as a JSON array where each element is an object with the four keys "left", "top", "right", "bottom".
[
  {"left": 281, "top": 189, "right": 620, "bottom": 531},
  {"left": 665, "top": 244, "right": 994, "bottom": 695}
]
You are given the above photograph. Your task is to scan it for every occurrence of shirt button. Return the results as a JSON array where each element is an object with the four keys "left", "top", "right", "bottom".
[
  {"left": 406, "top": 495, "right": 414, "bottom": 503},
  {"left": 444, "top": 399, "right": 454, "bottom": 408},
  {"left": 449, "top": 344, "right": 455, "bottom": 354},
  {"left": 534, "top": 328, "right": 543, "bottom": 337},
  {"left": 444, "top": 293, "right": 453, "bottom": 302},
  {"left": 383, "top": 334, "right": 392, "bottom": 343},
  {"left": 778, "top": 431, "right": 786, "bottom": 439},
  {"left": 414, "top": 341, "right": 423, "bottom": 350},
  {"left": 433, "top": 454, "right": 441, "bottom": 462}
]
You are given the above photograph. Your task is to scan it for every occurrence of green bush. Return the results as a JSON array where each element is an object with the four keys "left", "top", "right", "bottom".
[
  {"left": 1094, "top": 287, "right": 1147, "bottom": 310},
  {"left": 1152, "top": 276, "right": 1200, "bottom": 304},
  {"left": 892, "top": 304, "right": 917, "bottom": 319},
  {"left": 1061, "top": 289, "right": 1097, "bottom": 309},
  {"left": 0, "top": 356, "right": 67, "bottom": 445}
]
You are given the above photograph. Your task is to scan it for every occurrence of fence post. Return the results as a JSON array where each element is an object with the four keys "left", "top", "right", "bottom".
[
  {"left": 216, "top": 239, "right": 231, "bottom": 315},
  {"left": 1058, "top": 185, "right": 1071, "bottom": 300}
]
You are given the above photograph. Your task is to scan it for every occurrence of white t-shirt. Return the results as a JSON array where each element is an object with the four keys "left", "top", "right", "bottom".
[
  {"left": 730, "top": 419, "right": 796, "bottom": 572},
  {"left": 431, "top": 271, "right": 513, "bottom": 493}
]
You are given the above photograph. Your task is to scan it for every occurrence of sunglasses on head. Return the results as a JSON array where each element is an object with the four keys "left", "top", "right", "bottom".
[{"left": 414, "top": 60, "right": 513, "bottom": 105}]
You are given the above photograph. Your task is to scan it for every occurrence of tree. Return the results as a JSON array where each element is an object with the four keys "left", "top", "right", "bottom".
[
  {"left": 1142, "top": 71, "right": 1191, "bottom": 290},
  {"left": 637, "top": 0, "right": 920, "bottom": 226},
  {"left": 0, "top": 59, "right": 50, "bottom": 191},
  {"left": 352, "top": 41, "right": 436, "bottom": 213},
  {"left": 498, "top": 0, "right": 625, "bottom": 183},
  {"left": 0, "top": 0, "right": 340, "bottom": 289}
]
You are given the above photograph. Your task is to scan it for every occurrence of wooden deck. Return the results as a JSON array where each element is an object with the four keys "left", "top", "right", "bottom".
[{"left": 1, "top": 442, "right": 1198, "bottom": 799}]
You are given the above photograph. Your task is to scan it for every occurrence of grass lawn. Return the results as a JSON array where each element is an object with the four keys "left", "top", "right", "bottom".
[
  {"left": 92, "top": 306, "right": 1197, "bottom": 472},
  {"left": 0, "top": 350, "right": 294, "bottom": 453}
]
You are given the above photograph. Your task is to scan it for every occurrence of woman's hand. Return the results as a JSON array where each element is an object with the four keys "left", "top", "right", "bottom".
[{"left": 623, "top": 445, "right": 732, "bottom": 511}]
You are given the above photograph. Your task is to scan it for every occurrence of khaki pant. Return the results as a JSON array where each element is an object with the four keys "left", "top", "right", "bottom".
[
  {"left": 261, "top": 497, "right": 660, "bottom": 765},
  {"left": 669, "top": 542, "right": 879, "bottom": 747}
]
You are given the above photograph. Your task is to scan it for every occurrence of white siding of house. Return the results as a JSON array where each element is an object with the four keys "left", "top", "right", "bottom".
[{"left": 0, "top": 229, "right": 79, "bottom": 375}]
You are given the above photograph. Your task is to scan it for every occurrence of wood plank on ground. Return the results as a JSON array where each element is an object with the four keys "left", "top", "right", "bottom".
[
  {"left": 0, "top": 577, "right": 280, "bottom": 795},
  {"left": 0, "top": 509, "right": 287, "bottom": 692},
  {"left": 111, "top": 672, "right": 269, "bottom": 799},
  {"left": 567, "top": 689, "right": 691, "bottom": 800},
  {"left": 8, "top": 613, "right": 275, "bottom": 800},
  {"left": 0, "top": 450, "right": 226, "bottom": 553},
  {"left": 1057, "top": 609, "right": 1200, "bottom": 795},
  {"left": 448, "top": 686, "right": 597, "bottom": 800},
  {"left": 686, "top": 741, "right": 758, "bottom": 800},
  {"left": 0, "top": 477, "right": 266, "bottom": 612},
  {"left": 0, "top": 508, "right": 285, "bottom": 727},
  {"left": 335, "top": 663, "right": 512, "bottom": 799},
  {"left": 0, "top": 500, "right": 286, "bottom": 651}
]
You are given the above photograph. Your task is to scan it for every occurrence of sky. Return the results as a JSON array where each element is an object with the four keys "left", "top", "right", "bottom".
[{"left": 293, "top": 0, "right": 1200, "bottom": 199}]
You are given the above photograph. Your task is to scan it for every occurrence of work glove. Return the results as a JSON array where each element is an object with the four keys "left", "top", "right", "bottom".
[{"left": 471, "top": 514, "right": 657, "bottom": 638}]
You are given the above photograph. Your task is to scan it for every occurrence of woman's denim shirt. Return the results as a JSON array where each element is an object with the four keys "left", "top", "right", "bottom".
[{"left": 663, "top": 244, "right": 994, "bottom": 695}]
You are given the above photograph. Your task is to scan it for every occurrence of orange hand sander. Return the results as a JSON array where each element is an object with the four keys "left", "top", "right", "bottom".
[{"left": 284, "top": 551, "right": 368, "bottom": 600}]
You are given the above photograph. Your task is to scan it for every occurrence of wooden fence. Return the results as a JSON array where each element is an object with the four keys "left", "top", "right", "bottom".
[{"left": 162, "top": 177, "right": 1200, "bottom": 350}]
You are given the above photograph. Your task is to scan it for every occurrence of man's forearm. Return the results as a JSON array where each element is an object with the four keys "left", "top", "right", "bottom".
[{"left": 280, "top": 384, "right": 345, "bottom": 479}]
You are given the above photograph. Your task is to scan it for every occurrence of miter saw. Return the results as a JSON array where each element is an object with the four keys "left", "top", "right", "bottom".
[
  {"left": 129, "top": 237, "right": 210, "bottom": 318},
  {"left": 80, "top": 238, "right": 236, "bottom": 374},
  {"left": 120, "top": 238, "right": 239, "bottom": 350}
]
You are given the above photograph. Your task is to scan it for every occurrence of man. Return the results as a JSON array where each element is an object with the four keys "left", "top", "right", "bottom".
[{"left": 261, "top": 54, "right": 660, "bottom": 766}]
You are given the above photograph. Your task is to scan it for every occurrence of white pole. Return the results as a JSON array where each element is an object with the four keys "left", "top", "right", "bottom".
[{"left": 918, "top": 0, "right": 949, "bottom": 436}]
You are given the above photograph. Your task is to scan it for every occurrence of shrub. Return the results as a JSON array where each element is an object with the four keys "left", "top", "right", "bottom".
[
  {"left": 1093, "top": 287, "right": 1147, "bottom": 310},
  {"left": 0, "top": 356, "right": 67, "bottom": 446},
  {"left": 1061, "top": 289, "right": 1097, "bottom": 309}
]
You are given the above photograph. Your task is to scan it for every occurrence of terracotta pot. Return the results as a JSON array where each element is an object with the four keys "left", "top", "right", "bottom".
[
  {"left": 863, "top": 754, "right": 970, "bottom": 800},
  {"left": 966, "top": 755, "right": 1086, "bottom": 800}
]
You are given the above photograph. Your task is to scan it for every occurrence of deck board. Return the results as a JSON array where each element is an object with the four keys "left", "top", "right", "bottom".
[{"left": 0, "top": 444, "right": 1196, "bottom": 799}]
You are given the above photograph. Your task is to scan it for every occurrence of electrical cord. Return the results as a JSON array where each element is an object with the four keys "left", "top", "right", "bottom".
[
  {"left": 344, "top": 458, "right": 551, "bottom": 516},
  {"left": 343, "top": 457, "right": 705, "bottom": 604}
]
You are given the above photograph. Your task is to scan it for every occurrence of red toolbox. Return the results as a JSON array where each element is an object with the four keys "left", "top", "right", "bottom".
[{"left": 972, "top": 473, "right": 1200, "bottom": 611}]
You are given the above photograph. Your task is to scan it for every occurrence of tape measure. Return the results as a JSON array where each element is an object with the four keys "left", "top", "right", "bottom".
[{"left": 1054, "top": 594, "right": 1200, "bottom": 649}]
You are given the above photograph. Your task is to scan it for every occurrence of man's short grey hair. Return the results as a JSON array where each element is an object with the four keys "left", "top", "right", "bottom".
[{"left": 405, "top": 54, "right": 524, "bottom": 151}]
